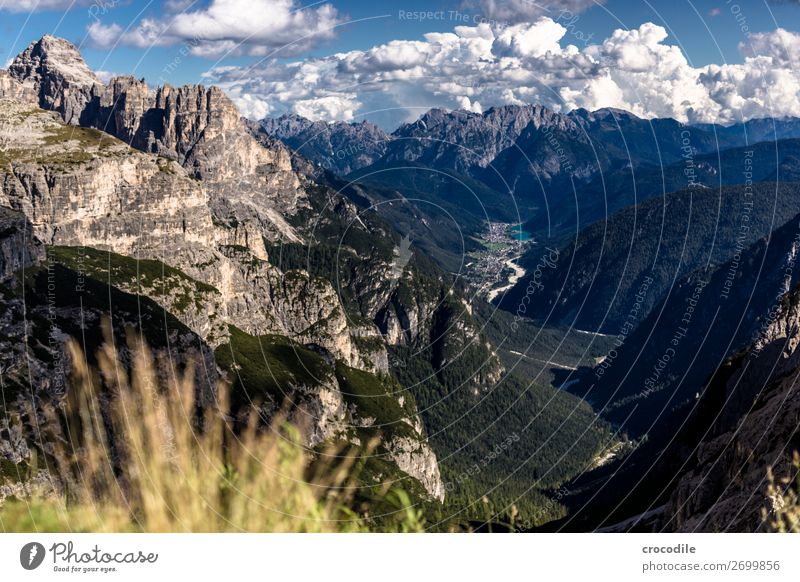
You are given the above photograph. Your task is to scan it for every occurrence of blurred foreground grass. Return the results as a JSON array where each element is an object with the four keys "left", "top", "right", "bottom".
[
  {"left": 0, "top": 332, "right": 424, "bottom": 533},
  {"left": 763, "top": 452, "right": 800, "bottom": 533}
]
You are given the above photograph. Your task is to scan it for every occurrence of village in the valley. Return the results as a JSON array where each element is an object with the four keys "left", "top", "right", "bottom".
[{"left": 464, "top": 221, "right": 533, "bottom": 301}]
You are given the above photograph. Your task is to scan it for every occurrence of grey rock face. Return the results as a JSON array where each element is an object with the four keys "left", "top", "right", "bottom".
[
  {"left": 288, "top": 379, "right": 348, "bottom": 447},
  {"left": 0, "top": 100, "right": 381, "bottom": 371},
  {"left": 386, "top": 435, "right": 445, "bottom": 501},
  {"left": 0, "top": 100, "right": 217, "bottom": 257},
  {"left": 0, "top": 206, "right": 44, "bottom": 282},
  {"left": 0, "top": 70, "right": 38, "bottom": 106},
  {"left": 89, "top": 75, "right": 153, "bottom": 144},
  {"left": 4, "top": 43, "right": 309, "bottom": 244},
  {"left": 8, "top": 35, "right": 100, "bottom": 125},
  {"left": 87, "top": 78, "right": 298, "bottom": 182}
]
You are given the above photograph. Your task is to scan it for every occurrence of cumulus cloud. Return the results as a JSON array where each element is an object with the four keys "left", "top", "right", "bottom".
[
  {"left": 204, "top": 18, "right": 800, "bottom": 129},
  {"left": 88, "top": 0, "right": 343, "bottom": 57},
  {"left": 493, "top": 19, "right": 568, "bottom": 57},
  {"left": 87, "top": 21, "right": 123, "bottom": 48},
  {"left": 743, "top": 27, "right": 800, "bottom": 66}
]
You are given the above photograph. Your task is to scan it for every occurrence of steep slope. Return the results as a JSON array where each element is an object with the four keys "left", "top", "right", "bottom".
[
  {"left": 576, "top": 211, "right": 800, "bottom": 435},
  {"left": 0, "top": 70, "right": 37, "bottom": 105},
  {"left": 0, "top": 236, "right": 445, "bottom": 502},
  {"left": 0, "top": 99, "right": 216, "bottom": 256},
  {"left": 0, "top": 92, "right": 381, "bottom": 369},
  {"left": 83, "top": 77, "right": 306, "bottom": 245}
]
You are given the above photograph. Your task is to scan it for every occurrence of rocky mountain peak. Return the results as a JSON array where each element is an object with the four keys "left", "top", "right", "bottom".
[
  {"left": 392, "top": 107, "right": 480, "bottom": 137},
  {"left": 8, "top": 35, "right": 100, "bottom": 124},
  {"left": 12, "top": 35, "right": 98, "bottom": 85}
]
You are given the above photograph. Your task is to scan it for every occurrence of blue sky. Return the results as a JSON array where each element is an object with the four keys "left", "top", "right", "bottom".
[{"left": 2, "top": 0, "right": 800, "bottom": 128}]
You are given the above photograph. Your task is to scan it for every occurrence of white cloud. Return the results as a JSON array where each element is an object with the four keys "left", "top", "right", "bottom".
[
  {"left": 87, "top": 21, "right": 123, "bottom": 48},
  {"left": 88, "top": 0, "right": 343, "bottom": 57},
  {"left": 205, "top": 18, "right": 800, "bottom": 128},
  {"left": 88, "top": 18, "right": 173, "bottom": 49},
  {"left": 493, "top": 19, "right": 567, "bottom": 58},
  {"left": 230, "top": 90, "right": 272, "bottom": 120},
  {"left": 294, "top": 95, "right": 360, "bottom": 121},
  {"left": 742, "top": 28, "right": 800, "bottom": 66}
]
